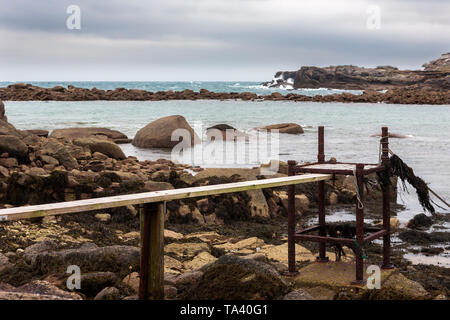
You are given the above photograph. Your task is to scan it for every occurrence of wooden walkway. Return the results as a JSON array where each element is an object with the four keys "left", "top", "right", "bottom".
[{"left": 0, "top": 173, "right": 331, "bottom": 299}]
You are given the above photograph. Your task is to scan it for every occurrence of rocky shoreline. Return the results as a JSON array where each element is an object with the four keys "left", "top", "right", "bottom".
[
  {"left": 262, "top": 52, "right": 450, "bottom": 93},
  {"left": 0, "top": 83, "right": 449, "bottom": 105},
  {"left": 0, "top": 102, "right": 448, "bottom": 300}
]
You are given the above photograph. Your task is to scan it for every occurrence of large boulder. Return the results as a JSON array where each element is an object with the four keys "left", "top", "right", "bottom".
[
  {"left": 0, "top": 135, "right": 28, "bottom": 161},
  {"left": 73, "top": 138, "right": 126, "bottom": 160},
  {"left": 256, "top": 123, "right": 304, "bottom": 134},
  {"left": 132, "top": 115, "right": 199, "bottom": 149},
  {"left": 367, "top": 273, "right": 429, "bottom": 300},
  {"left": 33, "top": 243, "right": 140, "bottom": 275},
  {"left": 206, "top": 124, "right": 248, "bottom": 141},
  {"left": 182, "top": 255, "right": 289, "bottom": 299},
  {"left": 50, "top": 127, "right": 130, "bottom": 143}
]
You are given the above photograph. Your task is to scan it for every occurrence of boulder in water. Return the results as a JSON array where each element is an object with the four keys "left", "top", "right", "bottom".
[
  {"left": 132, "top": 115, "right": 199, "bottom": 149},
  {"left": 50, "top": 127, "right": 130, "bottom": 144},
  {"left": 73, "top": 138, "right": 126, "bottom": 160},
  {"left": 206, "top": 124, "right": 248, "bottom": 141},
  {"left": 256, "top": 123, "right": 304, "bottom": 134}
]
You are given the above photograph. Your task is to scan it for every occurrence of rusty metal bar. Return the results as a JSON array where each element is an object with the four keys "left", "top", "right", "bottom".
[
  {"left": 297, "top": 161, "right": 382, "bottom": 168},
  {"left": 139, "top": 202, "right": 165, "bottom": 300},
  {"left": 294, "top": 234, "right": 355, "bottom": 245},
  {"left": 317, "top": 126, "right": 328, "bottom": 262},
  {"left": 317, "top": 180, "right": 329, "bottom": 262},
  {"left": 296, "top": 166, "right": 385, "bottom": 176},
  {"left": 353, "top": 163, "right": 365, "bottom": 285},
  {"left": 318, "top": 126, "right": 325, "bottom": 163},
  {"left": 287, "top": 160, "right": 297, "bottom": 274},
  {"left": 364, "top": 229, "right": 388, "bottom": 243},
  {"left": 295, "top": 224, "right": 321, "bottom": 234},
  {"left": 381, "top": 127, "right": 394, "bottom": 270}
]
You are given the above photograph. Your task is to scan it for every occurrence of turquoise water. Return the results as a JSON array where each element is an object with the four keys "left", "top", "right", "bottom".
[
  {"left": 0, "top": 81, "right": 362, "bottom": 96},
  {"left": 4, "top": 99, "right": 450, "bottom": 224}
]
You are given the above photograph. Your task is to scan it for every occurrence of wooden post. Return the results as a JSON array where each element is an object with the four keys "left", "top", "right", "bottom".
[
  {"left": 287, "top": 160, "right": 297, "bottom": 274},
  {"left": 381, "top": 127, "right": 394, "bottom": 269},
  {"left": 353, "top": 164, "right": 365, "bottom": 285},
  {"left": 139, "top": 202, "right": 165, "bottom": 300},
  {"left": 317, "top": 126, "right": 328, "bottom": 262}
]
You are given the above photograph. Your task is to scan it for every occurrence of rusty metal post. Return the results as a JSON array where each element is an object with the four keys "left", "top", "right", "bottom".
[
  {"left": 139, "top": 202, "right": 165, "bottom": 300},
  {"left": 318, "top": 126, "right": 325, "bottom": 163},
  {"left": 287, "top": 160, "right": 298, "bottom": 274},
  {"left": 381, "top": 127, "right": 394, "bottom": 269},
  {"left": 353, "top": 163, "right": 365, "bottom": 285},
  {"left": 317, "top": 126, "right": 328, "bottom": 262}
]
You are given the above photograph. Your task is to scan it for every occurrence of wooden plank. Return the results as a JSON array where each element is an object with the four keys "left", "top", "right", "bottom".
[
  {"left": 148, "top": 202, "right": 164, "bottom": 300},
  {"left": 139, "top": 202, "right": 165, "bottom": 300},
  {"left": 0, "top": 174, "right": 331, "bottom": 221}
]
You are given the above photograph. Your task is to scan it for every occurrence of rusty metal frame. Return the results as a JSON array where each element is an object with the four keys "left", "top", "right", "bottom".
[
  {"left": 287, "top": 126, "right": 394, "bottom": 285},
  {"left": 295, "top": 162, "right": 385, "bottom": 176}
]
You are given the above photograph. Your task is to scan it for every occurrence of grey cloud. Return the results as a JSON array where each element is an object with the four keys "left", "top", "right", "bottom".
[{"left": 0, "top": 0, "right": 448, "bottom": 81}]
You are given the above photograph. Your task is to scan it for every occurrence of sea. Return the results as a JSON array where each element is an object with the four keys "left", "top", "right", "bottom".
[{"left": 1, "top": 81, "right": 449, "bottom": 266}]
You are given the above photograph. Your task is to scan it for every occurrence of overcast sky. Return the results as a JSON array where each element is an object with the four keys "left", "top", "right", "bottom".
[{"left": 0, "top": 0, "right": 449, "bottom": 81}]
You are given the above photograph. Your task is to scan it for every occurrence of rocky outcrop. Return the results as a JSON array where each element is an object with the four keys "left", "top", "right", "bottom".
[
  {"left": 256, "top": 123, "right": 304, "bottom": 134},
  {"left": 132, "top": 115, "right": 199, "bottom": 149},
  {"left": 0, "top": 80, "right": 449, "bottom": 104},
  {"left": 423, "top": 53, "right": 450, "bottom": 72},
  {"left": 262, "top": 53, "right": 450, "bottom": 92},
  {"left": 50, "top": 127, "right": 130, "bottom": 144}
]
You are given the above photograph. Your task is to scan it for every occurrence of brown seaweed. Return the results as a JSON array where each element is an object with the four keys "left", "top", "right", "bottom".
[{"left": 378, "top": 154, "right": 435, "bottom": 214}]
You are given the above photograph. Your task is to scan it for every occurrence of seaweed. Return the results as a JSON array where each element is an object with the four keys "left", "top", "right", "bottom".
[{"left": 378, "top": 154, "right": 435, "bottom": 214}]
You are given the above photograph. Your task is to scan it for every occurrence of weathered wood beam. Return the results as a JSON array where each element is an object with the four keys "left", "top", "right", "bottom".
[
  {"left": 139, "top": 202, "right": 165, "bottom": 300},
  {"left": 0, "top": 174, "right": 331, "bottom": 221}
]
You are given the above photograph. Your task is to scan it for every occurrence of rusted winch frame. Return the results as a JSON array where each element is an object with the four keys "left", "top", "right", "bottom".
[{"left": 287, "top": 126, "right": 395, "bottom": 284}]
